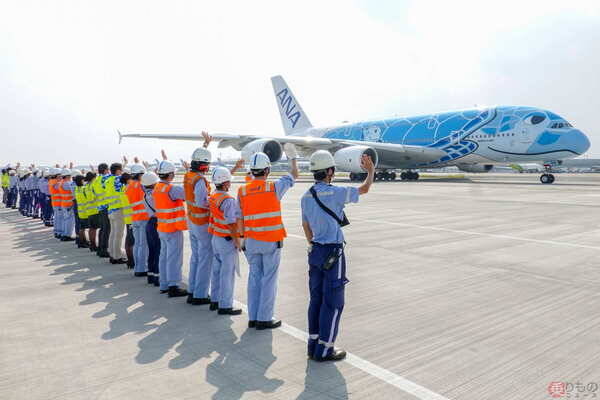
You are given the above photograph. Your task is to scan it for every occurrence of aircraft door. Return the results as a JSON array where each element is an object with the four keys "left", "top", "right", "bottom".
[{"left": 520, "top": 127, "right": 532, "bottom": 144}]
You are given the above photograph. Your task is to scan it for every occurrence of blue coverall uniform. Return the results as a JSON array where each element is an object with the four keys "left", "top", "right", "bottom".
[{"left": 301, "top": 181, "right": 359, "bottom": 360}]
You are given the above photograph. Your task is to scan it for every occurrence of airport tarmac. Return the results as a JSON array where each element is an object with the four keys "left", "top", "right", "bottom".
[{"left": 2, "top": 173, "right": 600, "bottom": 400}]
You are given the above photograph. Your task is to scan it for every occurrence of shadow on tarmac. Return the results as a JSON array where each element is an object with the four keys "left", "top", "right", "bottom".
[{"left": 4, "top": 208, "right": 348, "bottom": 400}]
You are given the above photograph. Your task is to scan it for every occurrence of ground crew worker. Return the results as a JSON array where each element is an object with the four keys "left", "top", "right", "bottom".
[
  {"left": 73, "top": 171, "right": 90, "bottom": 248},
  {"left": 119, "top": 172, "right": 135, "bottom": 269},
  {"left": 48, "top": 168, "right": 62, "bottom": 237},
  {"left": 59, "top": 168, "right": 75, "bottom": 241},
  {"left": 301, "top": 150, "right": 375, "bottom": 362},
  {"left": 70, "top": 169, "right": 84, "bottom": 246},
  {"left": 141, "top": 171, "right": 160, "bottom": 286},
  {"left": 105, "top": 163, "right": 127, "bottom": 264},
  {"left": 8, "top": 169, "right": 18, "bottom": 209},
  {"left": 84, "top": 171, "right": 99, "bottom": 251},
  {"left": 31, "top": 169, "right": 41, "bottom": 219},
  {"left": 238, "top": 148, "right": 299, "bottom": 330},
  {"left": 39, "top": 169, "right": 53, "bottom": 227},
  {"left": 208, "top": 167, "right": 243, "bottom": 315},
  {"left": 183, "top": 147, "right": 214, "bottom": 306},
  {"left": 1, "top": 168, "right": 9, "bottom": 206},
  {"left": 94, "top": 163, "right": 111, "bottom": 258},
  {"left": 126, "top": 164, "right": 149, "bottom": 277},
  {"left": 153, "top": 160, "right": 188, "bottom": 297}
]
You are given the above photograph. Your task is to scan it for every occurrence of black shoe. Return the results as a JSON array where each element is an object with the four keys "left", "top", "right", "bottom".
[
  {"left": 154, "top": 278, "right": 160, "bottom": 287},
  {"left": 256, "top": 320, "right": 282, "bottom": 330},
  {"left": 190, "top": 297, "right": 211, "bottom": 306},
  {"left": 209, "top": 302, "right": 219, "bottom": 311},
  {"left": 314, "top": 349, "right": 347, "bottom": 362},
  {"left": 61, "top": 237, "right": 74, "bottom": 242},
  {"left": 248, "top": 320, "right": 257, "bottom": 328},
  {"left": 168, "top": 286, "right": 188, "bottom": 298},
  {"left": 147, "top": 275, "right": 154, "bottom": 285},
  {"left": 78, "top": 243, "right": 89, "bottom": 248},
  {"left": 186, "top": 294, "right": 193, "bottom": 304},
  {"left": 160, "top": 289, "right": 169, "bottom": 294},
  {"left": 134, "top": 272, "right": 147, "bottom": 277},
  {"left": 218, "top": 308, "right": 242, "bottom": 316},
  {"left": 127, "top": 263, "right": 134, "bottom": 269},
  {"left": 111, "top": 258, "right": 127, "bottom": 264},
  {"left": 89, "top": 246, "right": 97, "bottom": 252},
  {"left": 99, "top": 252, "right": 110, "bottom": 258}
]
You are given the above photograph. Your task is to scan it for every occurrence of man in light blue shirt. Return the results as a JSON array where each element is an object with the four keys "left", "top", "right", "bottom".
[{"left": 301, "top": 150, "right": 374, "bottom": 362}]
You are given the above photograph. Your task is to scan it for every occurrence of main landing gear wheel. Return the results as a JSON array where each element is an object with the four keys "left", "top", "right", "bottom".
[
  {"left": 540, "top": 173, "right": 555, "bottom": 184},
  {"left": 374, "top": 171, "right": 397, "bottom": 181},
  {"left": 400, "top": 171, "right": 419, "bottom": 181}
]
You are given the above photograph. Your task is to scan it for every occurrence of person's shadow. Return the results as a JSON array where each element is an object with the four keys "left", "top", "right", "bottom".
[{"left": 3, "top": 208, "right": 348, "bottom": 399}]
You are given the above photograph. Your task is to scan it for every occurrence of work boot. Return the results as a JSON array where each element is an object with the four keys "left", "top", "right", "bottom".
[
  {"left": 98, "top": 252, "right": 110, "bottom": 258},
  {"left": 153, "top": 278, "right": 160, "bottom": 287},
  {"left": 160, "top": 289, "right": 169, "bottom": 294},
  {"left": 167, "top": 286, "right": 188, "bottom": 298},
  {"left": 110, "top": 258, "right": 127, "bottom": 264},
  {"left": 61, "top": 237, "right": 74, "bottom": 242},
  {"left": 190, "top": 297, "right": 211, "bottom": 306},
  {"left": 248, "top": 320, "right": 257, "bottom": 328},
  {"left": 186, "top": 294, "right": 193, "bottom": 304},
  {"left": 134, "top": 272, "right": 147, "bottom": 277},
  {"left": 77, "top": 242, "right": 89, "bottom": 249},
  {"left": 147, "top": 275, "right": 154, "bottom": 285},
  {"left": 314, "top": 348, "right": 347, "bottom": 362},
  {"left": 256, "top": 320, "right": 282, "bottom": 330},
  {"left": 217, "top": 308, "right": 242, "bottom": 316},
  {"left": 209, "top": 302, "right": 219, "bottom": 311}
]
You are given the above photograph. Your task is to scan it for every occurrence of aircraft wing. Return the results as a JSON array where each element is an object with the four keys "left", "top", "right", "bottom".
[{"left": 119, "top": 131, "right": 446, "bottom": 168}]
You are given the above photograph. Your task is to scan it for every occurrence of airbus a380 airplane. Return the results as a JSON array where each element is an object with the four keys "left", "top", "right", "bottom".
[{"left": 121, "top": 76, "right": 590, "bottom": 184}]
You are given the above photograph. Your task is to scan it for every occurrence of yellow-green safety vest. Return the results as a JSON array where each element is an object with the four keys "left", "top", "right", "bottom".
[
  {"left": 1, "top": 173, "right": 9, "bottom": 188},
  {"left": 91, "top": 175, "right": 108, "bottom": 208},
  {"left": 120, "top": 188, "right": 132, "bottom": 225},
  {"left": 84, "top": 184, "right": 99, "bottom": 217},
  {"left": 105, "top": 176, "right": 122, "bottom": 211},
  {"left": 74, "top": 186, "right": 89, "bottom": 219}
]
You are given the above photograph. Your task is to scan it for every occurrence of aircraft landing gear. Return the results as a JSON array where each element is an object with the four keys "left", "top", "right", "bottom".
[
  {"left": 540, "top": 173, "right": 555, "bottom": 184},
  {"left": 540, "top": 164, "right": 555, "bottom": 184},
  {"left": 400, "top": 171, "right": 419, "bottom": 181},
  {"left": 374, "top": 171, "right": 397, "bottom": 181}
]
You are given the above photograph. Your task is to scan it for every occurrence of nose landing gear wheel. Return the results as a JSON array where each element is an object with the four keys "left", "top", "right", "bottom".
[{"left": 540, "top": 173, "right": 555, "bottom": 184}]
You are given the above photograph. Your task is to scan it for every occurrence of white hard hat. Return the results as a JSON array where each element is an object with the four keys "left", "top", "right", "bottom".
[
  {"left": 71, "top": 169, "right": 83, "bottom": 177},
  {"left": 130, "top": 164, "right": 146, "bottom": 174},
  {"left": 49, "top": 167, "right": 61, "bottom": 175},
  {"left": 61, "top": 168, "right": 71, "bottom": 176},
  {"left": 123, "top": 166, "right": 131, "bottom": 174},
  {"left": 9, "top": 170, "right": 16, "bottom": 175},
  {"left": 157, "top": 160, "right": 176, "bottom": 174},
  {"left": 141, "top": 171, "right": 159, "bottom": 186},
  {"left": 249, "top": 152, "right": 271, "bottom": 170},
  {"left": 309, "top": 150, "right": 335, "bottom": 171},
  {"left": 212, "top": 167, "right": 232, "bottom": 185},
  {"left": 191, "top": 147, "right": 212, "bottom": 163},
  {"left": 41, "top": 168, "right": 49, "bottom": 177}
]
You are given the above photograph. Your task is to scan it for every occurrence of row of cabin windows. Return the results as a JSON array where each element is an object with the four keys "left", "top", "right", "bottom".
[{"left": 472, "top": 133, "right": 516, "bottom": 139}]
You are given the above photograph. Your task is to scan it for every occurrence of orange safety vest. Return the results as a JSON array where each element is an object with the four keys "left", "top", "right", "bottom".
[
  {"left": 208, "top": 192, "right": 234, "bottom": 237},
  {"left": 126, "top": 180, "right": 148, "bottom": 222},
  {"left": 153, "top": 182, "right": 187, "bottom": 233},
  {"left": 59, "top": 180, "right": 74, "bottom": 208},
  {"left": 238, "top": 180, "right": 286, "bottom": 242},
  {"left": 245, "top": 174, "right": 253, "bottom": 183},
  {"left": 48, "top": 178, "right": 61, "bottom": 207},
  {"left": 183, "top": 171, "right": 211, "bottom": 225}
]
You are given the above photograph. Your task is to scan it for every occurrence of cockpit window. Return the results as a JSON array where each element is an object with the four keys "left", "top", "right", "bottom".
[{"left": 524, "top": 114, "right": 546, "bottom": 125}]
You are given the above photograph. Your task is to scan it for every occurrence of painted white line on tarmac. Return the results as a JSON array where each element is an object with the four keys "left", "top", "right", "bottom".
[
  {"left": 352, "top": 217, "right": 600, "bottom": 250},
  {"left": 231, "top": 301, "right": 451, "bottom": 400}
]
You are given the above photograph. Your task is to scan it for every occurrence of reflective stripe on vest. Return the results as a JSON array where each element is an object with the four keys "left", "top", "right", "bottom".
[
  {"left": 238, "top": 180, "right": 286, "bottom": 242},
  {"left": 153, "top": 182, "right": 187, "bottom": 233},
  {"left": 84, "top": 185, "right": 99, "bottom": 216},
  {"left": 126, "top": 181, "right": 148, "bottom": 222},
  {"left": 183, "top": 172, "right": 211, "bottom": 226},
  {"left": 105, "top": 176, "right": 122, "bottom": 210},
  {"left": 48, "top": 179, "right": 61, "bottom": 207},
  {"left": 75, "top": 186, "right": 88, "bottom": 218},
  {"left": 207, "top": 192, "right": 233, "bottom": 238},
  {"left": 59, "top": 181, "right": 73, "bottom": 208}
]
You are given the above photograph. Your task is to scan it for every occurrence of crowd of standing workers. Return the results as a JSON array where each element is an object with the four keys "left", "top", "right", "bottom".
[{"left": 0, "top": 134, "right": 375, "bottom": 362}]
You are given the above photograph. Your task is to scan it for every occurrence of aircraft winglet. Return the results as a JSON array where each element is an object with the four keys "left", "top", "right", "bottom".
[{"left": 117, "top": 129, "right": 123, "bottom": 144}]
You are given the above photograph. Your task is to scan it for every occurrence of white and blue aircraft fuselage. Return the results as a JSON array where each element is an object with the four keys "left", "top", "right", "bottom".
[{"left": 121, "top": 76, "right": 590, "bottom": 184}]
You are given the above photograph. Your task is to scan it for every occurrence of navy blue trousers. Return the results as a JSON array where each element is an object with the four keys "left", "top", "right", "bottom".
[
  {"left": 146, "top": 217, "right": 160, "bottom": 277},
  {"left": 307, "top": 243, "right": 348, "bottom": 360}
]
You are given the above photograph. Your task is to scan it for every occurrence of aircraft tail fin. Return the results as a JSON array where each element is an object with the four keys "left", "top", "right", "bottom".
[{"left": 271, "top": 75, "right": 312, "bottom": 136}]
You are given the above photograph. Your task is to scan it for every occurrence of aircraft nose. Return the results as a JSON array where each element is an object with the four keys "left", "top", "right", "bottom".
[{"left": 571, "top": 129, "right": 591, "bottom": 155}]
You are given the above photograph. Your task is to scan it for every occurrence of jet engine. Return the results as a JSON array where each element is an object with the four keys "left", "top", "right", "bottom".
[
  {"left": 457, "top": 163, "right": 494, "bottom": 173},
  {"left": 241, "top": 139, "right": 283, "bottom": 163},
  {"left": 333, "top": 146, "right": 379, "bottom": 173}
]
